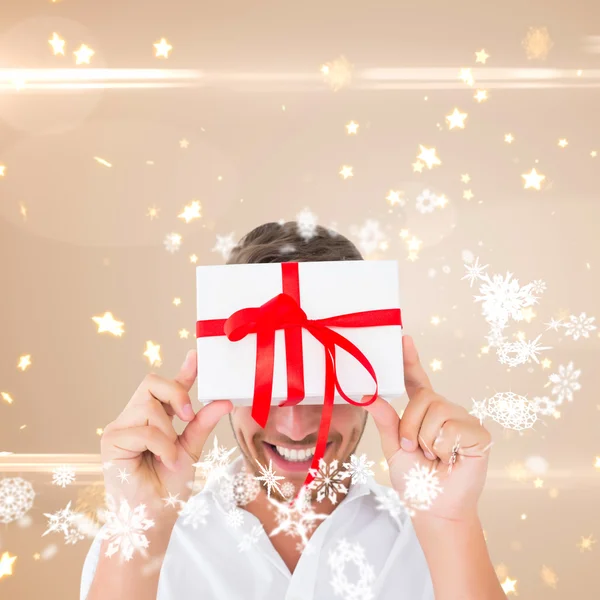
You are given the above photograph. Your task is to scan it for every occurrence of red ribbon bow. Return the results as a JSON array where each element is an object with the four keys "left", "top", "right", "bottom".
[{"left": 196, "top": 262, "right": 402, "bottom": 489}]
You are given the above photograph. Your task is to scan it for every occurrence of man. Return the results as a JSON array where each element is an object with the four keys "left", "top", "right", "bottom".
[{"left": 81, "top": 221, "right": 506, "bottom": 599}]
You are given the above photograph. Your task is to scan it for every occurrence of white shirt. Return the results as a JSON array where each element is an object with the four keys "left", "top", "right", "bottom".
[{"left": 80, "top": 457, "right": 434, "bottom": 600}]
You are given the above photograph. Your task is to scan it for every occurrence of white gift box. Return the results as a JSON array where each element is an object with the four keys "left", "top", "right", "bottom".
[{"left": 195, "top": 259, "right": 405, "bottom": 405}]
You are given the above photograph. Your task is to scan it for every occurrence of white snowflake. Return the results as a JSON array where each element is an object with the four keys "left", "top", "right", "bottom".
[
  {"left": 193, "top": 436, "right": 237, "bottom": 482},
  {"left": 474, "top": 271, "right": 538, "bottom": 329},
  {"left": 485, "top": 392, "right": 538, "bottom": 430},
  {"left": 163, "top": 232, "right": 182, "bottom": 253},
  {"left": 415, "top": 189, "right": 439, "bottom": 214},
  {"left": 0, "top": 477, "right": 35, "bottom": 524},
  {"left": 219, "top": 470, "right": 260, "bottom": 509},
  {"left": 226, "top": 507, "right": 244, "bottom": 529},
  {"left": 308, "top": 458, "right": 350, "bottom": 504},
  {"left": 98, "top": 496, "right": 155, "bottom": 561},
  {"left": 562, "top": 312, "right": 597, "bottom": 341},
  {"left": 295, "top": 208, "right": 318, "bottom": 240},
  {"left": 328, "top": 538, "right": 375, "bottom": 600},
  {"left": 212, "top": 232, "right": 237, "bottom": 260},
  {"left": 42, "top": 501, "right": 85, "bottom": 545},
  {"left": 496, "top": 335, "right": 552, "bottom": 367},
  {"left": 281, "top": 481, "right": 296, "bottom": 499},
  {"left": 238, "top": 524, "right": 264, "bottom": 552},
  {"left": 350, "top": 219, "right": 387, "bottom": 256},
  {"left": 178, "top": 494, "right": 210, "bottom": 529},
  {"left": 469, "top": 398, "right": 487, "bottom": 424},
  {"left": 485, "top": 326, "right": 508, "bottom": 348},
  {"left": 530, "top": 279, "right": 547, "bottom": 295},
  {"left": 545, "top": 317, "right": 564, "bottom": 331},
  {"left": 52, "top": 465, "right": 76, "bottom": 488},
  {"left": 255, "top": 459, "right": 285, "bottom": 498},
  {"left": 461, "top": 256, "right": 489, "bottom": 287},
  {"left": 374, "top": 487, "right": 410, "bottom": 525},
  {"left": 268, "top": 486, "right": 327, "bottom": 550},
  {"left": 403, "top": 464, "right": 443, "bottom": 510},
  {"left": 342, "top": 454, "right": 375, "bottom": 485},
  {"left": 533, "top": 396, "right": 558, "bottom": 416},
  {"left": 547, "top": 362, "right": 581, "bottom": 404}
]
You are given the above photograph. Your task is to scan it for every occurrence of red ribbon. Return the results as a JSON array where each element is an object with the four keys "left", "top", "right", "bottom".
[{"left": 196, "top": 262, "right": 402, "bottom": 489}]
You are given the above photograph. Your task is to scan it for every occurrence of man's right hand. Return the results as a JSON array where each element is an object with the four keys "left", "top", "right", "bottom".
[{"left": 99, "top": 349, "right": 233, "bottom": 513}]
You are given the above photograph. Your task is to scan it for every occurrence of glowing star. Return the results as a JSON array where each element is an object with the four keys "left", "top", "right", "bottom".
[
  {"left": 179, "top": 329, "right": 190, "bottom": 339},
  {"left": 541, "top": 358, "right": 552, "bottom": 369},
  {"left": 73, "top": 44, "right": 94, "bottom": 65},
  {"left": 91, "top": 312, "right": 125, "bottom": 337},
  {"left": 179, "top": 138, "right": 189, "bottom": 148},
  {"left": 321, "top": 55, "right": 353, "bottom": 91},
  {"left": 501, "top": 576, "right": 517, "bottom": 594},
  {"left": 540, "top": 565, "right": 558, "bottom": 589},
  {"left": 475, "top": 49, "right": 490, "bottom": 64},
  {"left": 463, "top": 189, "right": 474, "bottom": 200},
  {"left": 17, "top": 355, "right": 31, "bottom": 371},
  {"left": 577, "top": 534, "right": 596, "bottom": 552},
  {"left": 474, "top": 89, "right": 488, "bottom": 102},
  {"left": 505, "top": 133, "right": 514, "bottom": 143},
  {"left": 436, "top": 194, "right": 449, "bottom": 208},
  {"left": 94, "top": 157, "right": 112, "bottom": 167},
  {"left": 146, "top": 206, "right": 160, "bottom": 220},
  {"left": 594, "top": 456, "right": 600, "bottom": 469},
  {"left": 178, "top": 200, "right": 202, "bottom": 223},
  {"left": 430, "top": 359, "right": 442, "bottom": 371},
  {"left": 417, "top": 145, "right": 441, "bottom": 169},
  {"left": 345, "top": 121, "right": 359, "bottom": 134},
  {"left": 339, "top": 165, "right": 353, "bottom": 179},
  {"left": 164, "top": 233, "right": 182, "bottom": 253},
  {"left": 446, "top": 108, "right": 467, "bottom": 129},
  {"left": 0, "top": 551, "right": 17, "bottom": 579},
  {"left": 143, "top": 341, "right": 162, "bottom": 367},
  {"left": 386, "top": 190, "right": 405, "bottom": 207},
  {"left": 153, "top": 38, "right": 173, "bottom": 58},
  {"left": 522, "top": 168, "right": 545, "bottom": 190},
  {"left": 0, "top": 165, "right": 5, "bottom": 176},
  {"left": 212, "top": 232, "right": 237, "bottom": 260},
  {"left": 461, "top": 174, "right": 471, "bottom": 183},
  {"left": 173, "top": 298, "right": 181, "bottom": 306},
  {"left": 523, "top": 26, "right": 553, "bottom": 60},
  {"left": 558, "top": 138, "right": 568, "bottom": 148},
  {"left": 459, "top": 68, "right": 474, "bottom": 86},
  {"left": 48, "top": 32, "right": 65, "bottom": 55},
  {"left": 533, "top": 478, "right": 544, "bottom": 488},
  {"left": 412, "top": 160, "right": 425, "bottom": 173}
]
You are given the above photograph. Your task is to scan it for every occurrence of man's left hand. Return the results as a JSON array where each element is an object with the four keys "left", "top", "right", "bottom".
[{"left": 364, "top": 335, "right": 493, "bottom": 522}]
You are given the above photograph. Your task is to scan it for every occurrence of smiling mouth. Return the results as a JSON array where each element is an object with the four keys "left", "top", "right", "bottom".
[{"left": 262, "top": 441, "right": 333, "bottom": 472}]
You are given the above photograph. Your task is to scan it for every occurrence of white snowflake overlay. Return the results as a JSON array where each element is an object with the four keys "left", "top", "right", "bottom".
[
  {"left": 98, "top": 495, "right": 155, "bottom": 561},
  {"left": 342, "top": 454, "right": 375, "bottom": 485},
  {"left": 547, "top": 362, "right": 582, "bottom": 403},
  {"left": 328, "top": 539, "right": 375, "bottom": 600},
  {"left": 374, "top": 487, "right": 410, "bottom": 525},
  {"left": 42, "top": 501, "right": 86, "bottom": 545},
  {"left": 308, "top": 458, "right": 350, "bottom": 504},
  {"left": 561, "top": 312, "right": 596, "bottom": 341},
  {"left": 193, "top": 436, "right": 237, "bottom": 483},
  {"left": 52, "top": 465, "right": 76, "bottom": 488},
  {"left": 178, "top": 494, "right": 210, "bottom": 529},
  {"left": 403, "top": 464, "right": 443, "bottom": 511},
  {"left": 255, "top": 459, "right": 285, "bottom": 498},
  {"left": 0, "top": 477, "right": 35, "bottom": 524},
  {"left": 485, "top": 392, "right": 538, "bottom": 431}
]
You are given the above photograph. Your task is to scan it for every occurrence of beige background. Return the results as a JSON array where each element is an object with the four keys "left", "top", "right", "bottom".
[{"left": 1, "top": 0, "right": 599, "bottom": 598}]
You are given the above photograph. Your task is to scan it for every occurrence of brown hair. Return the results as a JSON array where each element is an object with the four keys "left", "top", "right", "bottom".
[{"left": 226, "top": 221, "right": 363, "bottom": 265}]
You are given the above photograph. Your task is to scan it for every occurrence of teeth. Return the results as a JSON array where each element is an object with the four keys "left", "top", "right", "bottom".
[{"left": 274, "top": 445, "right": 316, "bottom": 462}]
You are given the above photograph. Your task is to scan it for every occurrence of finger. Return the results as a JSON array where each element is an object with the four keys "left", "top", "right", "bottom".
[
  {"left": 363, "top": 396, "right": 401, "bottom": 462},
  {"left": 127, "top": 351, "right": 197, "bottom": 422},
  {"left": 417, "top": 401, "right": 465, "bottom": 461},
  {"left": 398, "top": 388, "right": 438, "bottom": 452},
  {"left": 112, "top": 401, "right": 178, "bottom": 445},
  {"left": 402, "top": 335, "right": 433, "bottom": 399},
  {"left": 432, "top": 419, "right": 492, "bottom": 465},
  {"left": 178, "top": 399, "right": 234, "bottom": 464},
  {"left": 101, "top": 425, "right": 178, "bottom": 470}
]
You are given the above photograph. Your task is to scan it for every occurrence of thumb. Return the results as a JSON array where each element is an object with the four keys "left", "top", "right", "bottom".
[
  {"left": 363, "top": 396, "right": 401, "bottom": 462},
  {"left": 178, "top": 400, "right": 233, "bottom": 464},
  {"left": 174, "top": 349, "right": 198, "bottom": 393}
]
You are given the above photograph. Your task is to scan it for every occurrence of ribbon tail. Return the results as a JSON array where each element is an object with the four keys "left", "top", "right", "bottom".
[{"left": 251, "top": 328, "right": 276, "bottom": 429}]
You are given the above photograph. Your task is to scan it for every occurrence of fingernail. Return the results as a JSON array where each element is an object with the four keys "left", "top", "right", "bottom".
[
  {"left": 401, "top": 437, "right": 416, "bottom": 451},
  {"left": 182, "top": 403, "right": 195, "bottom": 420},
  {"left": 424, "top": 450, "right": 435, "bottom": 460}
]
